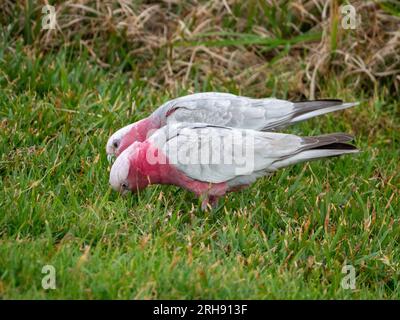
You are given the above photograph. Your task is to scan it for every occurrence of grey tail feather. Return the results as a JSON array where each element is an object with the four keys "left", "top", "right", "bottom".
[
  {"left": 272, "top": 133, "right": 359, "bottom": 170},
  {"left": 301, "top": 132, "right": 356, "bottom": 149},
  {"left": 290, "top": 99, "right": 359, "bottom": 124}
]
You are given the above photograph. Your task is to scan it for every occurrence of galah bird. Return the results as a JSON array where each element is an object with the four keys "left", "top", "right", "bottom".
[
  {"left": 109, "top": 123, "right": 358, "bottom": 210},
  {"left": 106, "top": 92, "right": 358, "bottom": 161}
]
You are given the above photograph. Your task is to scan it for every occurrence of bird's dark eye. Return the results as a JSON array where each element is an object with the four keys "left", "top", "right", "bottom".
[{"left": 113, "top": 141, "right": 119, "bottom": 148}]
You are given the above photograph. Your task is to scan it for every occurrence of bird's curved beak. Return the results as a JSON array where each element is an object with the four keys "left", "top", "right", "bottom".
[
  {"left": 107, "top": 154, "right": 116, "bottom": 164},
  {"left": 121, "top": 189, "right": 130, "bottom": 196}
]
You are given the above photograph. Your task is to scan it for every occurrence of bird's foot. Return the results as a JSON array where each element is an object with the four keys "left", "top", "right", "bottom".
[{"left": 200, "top": 195, "right": 220, "bottom": 211}]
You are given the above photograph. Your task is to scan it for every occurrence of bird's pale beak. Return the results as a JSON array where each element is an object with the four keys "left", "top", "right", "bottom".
[
  {"left": 121, "top": 189, "right": 130, "bottom": 196},
  {"left": 107, "top": 154, "right": 116, "bottom": 164}
]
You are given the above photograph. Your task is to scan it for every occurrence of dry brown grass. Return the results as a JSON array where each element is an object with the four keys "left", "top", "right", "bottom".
[{"left": 2, "top": 0, "right": 400, "bottom": 97}]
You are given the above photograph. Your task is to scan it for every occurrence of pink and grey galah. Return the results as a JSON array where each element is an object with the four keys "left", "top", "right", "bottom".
[
  {"left": 109, "top": 123, "right": 359, "bottom": 210},
  {"left": 106, "top": 92, "right": 359, "bottom": 161}
]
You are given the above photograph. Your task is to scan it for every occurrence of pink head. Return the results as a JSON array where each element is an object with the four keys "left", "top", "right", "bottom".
[
  {"left": 109, "top": 141, "right": 152, "bottom": 194},
  {"left": 106, "top": 117, "right": 160, "bottom": 162}
]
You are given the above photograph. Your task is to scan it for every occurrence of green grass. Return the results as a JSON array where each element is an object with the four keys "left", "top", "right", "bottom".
[{"left": 0, "top": 43, "right": 399, "bottom": 299}]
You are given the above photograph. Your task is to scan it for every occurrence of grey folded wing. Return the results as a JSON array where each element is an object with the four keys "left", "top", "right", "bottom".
[
  {"left": 148, "top": 122, "right": 304, "bottom": 185},
  {"left": 155, "top": 92, "right": 358, "bottom": 131},
  {"left": 157, "top": 92, "right": 294, "bottom": 130}
]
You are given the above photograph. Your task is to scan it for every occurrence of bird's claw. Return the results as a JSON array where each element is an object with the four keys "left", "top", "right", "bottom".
[{"left": 200, "top": 195, "right": 220, "bottom": 211}]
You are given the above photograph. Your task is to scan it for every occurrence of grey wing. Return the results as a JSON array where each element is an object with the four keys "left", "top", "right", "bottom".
[
  {"left": 160, "top": 92, "right": 295, "bottom": 130},
  {"left": 153, "top": 123, "right": 303, "bottom": 184},
  {"left": 149, "top": 123, "right": 358, "bottom": 187}
]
